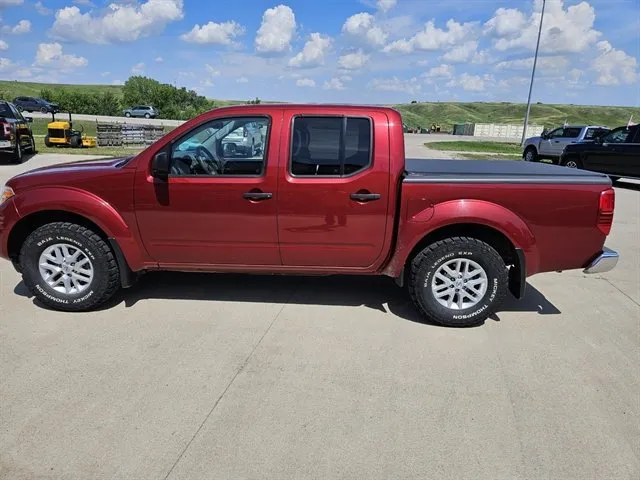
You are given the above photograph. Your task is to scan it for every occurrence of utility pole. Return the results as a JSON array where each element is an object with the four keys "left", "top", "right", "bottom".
[{"left": 521, "top": 0, "right": 546, "bottom": 146}]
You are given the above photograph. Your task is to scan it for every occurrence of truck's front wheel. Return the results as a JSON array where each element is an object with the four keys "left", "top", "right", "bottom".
[
  {"left": 19, "top": 222, "right": 121, "bottom": 311},
  {"left": 409, "top": 237, "right": 508, "bottom": 327}
]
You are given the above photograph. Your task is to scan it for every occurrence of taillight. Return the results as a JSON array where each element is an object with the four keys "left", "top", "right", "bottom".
[
  {"left": 243, "top": 126, "right": 248, "bottom": 137},
  {"left": 597, "top": 188, "right": 615, "bottom": 235},
  {"left": 1, "top": 122, "right": 10, "bottom": 136}
]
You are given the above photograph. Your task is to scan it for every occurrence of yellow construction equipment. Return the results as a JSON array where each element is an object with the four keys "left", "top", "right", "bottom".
[{"left": 44, "top": 112, "right": 97, "bottom": 148}]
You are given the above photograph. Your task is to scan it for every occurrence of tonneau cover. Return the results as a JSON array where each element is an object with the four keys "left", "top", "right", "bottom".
[{"left": 404, "top": 158, "right": 611, "bottom": 185}]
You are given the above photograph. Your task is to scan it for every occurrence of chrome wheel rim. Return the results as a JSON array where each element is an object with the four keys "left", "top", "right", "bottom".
[
  {"left": 38, "top": 243, "right": 94, "bottom": 295},
  {"left": 565, "top": 160, "right": 578, "bottom": 168},
  {"left": 431, "top": 258, "right": 488, "bottom": 310}
]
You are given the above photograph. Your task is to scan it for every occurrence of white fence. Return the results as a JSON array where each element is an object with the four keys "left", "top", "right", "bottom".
[{"left": 473, "top": 123, "right": 545, "bottom": 140}]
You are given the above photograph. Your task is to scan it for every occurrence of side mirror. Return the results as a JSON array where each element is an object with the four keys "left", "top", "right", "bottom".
[
  {"left": 25, "top": 117, "right": 33, "bottom": 123},
  {"left": 151, "top": 151, "right": 170, "bottom": 179}
]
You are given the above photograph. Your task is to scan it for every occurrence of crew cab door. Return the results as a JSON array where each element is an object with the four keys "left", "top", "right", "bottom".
[
  {"left": 277, "top": 111, "right": 390, "bottom": 268},
  {"left": 133, "top": 113, "right": 281, "bottom": 266}
]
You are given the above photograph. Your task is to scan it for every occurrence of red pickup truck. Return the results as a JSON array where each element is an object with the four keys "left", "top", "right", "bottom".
[{"left": 0, "top": 104, "right": 619, "bottom": 327}]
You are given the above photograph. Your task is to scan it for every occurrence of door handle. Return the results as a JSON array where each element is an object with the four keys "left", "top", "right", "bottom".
[
  {"left": 243, "top": 191, "right": 272, "bottom": 201},
  {"left": 350, "top": 192, "right": 381, "bottom": 202}
]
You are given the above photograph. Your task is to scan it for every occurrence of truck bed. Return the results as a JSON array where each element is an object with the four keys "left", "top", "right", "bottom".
[{"left": 404, "top": 159, "right": 611, "bottom": 185}]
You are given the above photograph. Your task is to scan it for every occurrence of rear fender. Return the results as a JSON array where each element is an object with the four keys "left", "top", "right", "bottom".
[
  {"left": 383, "top": 199, "right": 539, "bottom": 278},
  {"left": 11, "top": 186, "right": 146, "bottom": 271}
]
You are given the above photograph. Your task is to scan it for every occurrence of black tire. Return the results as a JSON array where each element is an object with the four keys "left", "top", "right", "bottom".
[
  {"left": 70, "top": 135, "right": 82, "bottom": 148},
  {"left": 29, "top": 135, "right": 37, "bottom": 154},
  {"left": 16, "top": 105, "right": 23, "bottom": 112},
  {"left": 560, "top": 156, "right": 582, "bottom": 169},
  {"left": 144, "top": 113, "right": 150, "bottom": 119},
  {"left": 12, "top": 139, "right": 23, "bottom": 164},
  {"left": 40, "top": 107, "right": 48, "bottom": 114},
  {"left": 125, "top": 112, "right": 131, "bottom": 118},
  {"left": 408, "top": 237, "right": 508, "bottom": 327},
  {"left": 523, "top": 147, "right": 538, "bottom": 162},
  {"left": 19, "top": 222, "right": 121, "bottom": 312},
  {"left": 44, "top": 135, "right": 52, "bottom": 148}
]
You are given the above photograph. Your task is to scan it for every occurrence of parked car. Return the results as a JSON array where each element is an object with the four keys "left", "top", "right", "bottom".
[
  {"left": 523, "top": 125, "right": 609, "bottom": 163},
  {"left": 0, "top": 100, "right": 36, "bottom": 164},
  {"left": 559, "top": 124, "right": 639, "bottom": 182},
  {"left": 123, "top": 106, "right": 158, "bottom": 119},
  {"left": 221, "top": 121, "right": 264, "bottom": 157},
  {"left": 12, "top": 96, "right": 59, "bottom": 114},
  {"left": 0, "top": 104, "right": 619, "bottom": 327}
]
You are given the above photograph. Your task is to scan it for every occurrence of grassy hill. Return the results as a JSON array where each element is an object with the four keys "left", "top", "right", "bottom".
[
  {"left": 1, "top": 79, "right": 638, "bottom": 129},
  {"left": 394, "top": 102, "right": 640, "bottom": 131}
]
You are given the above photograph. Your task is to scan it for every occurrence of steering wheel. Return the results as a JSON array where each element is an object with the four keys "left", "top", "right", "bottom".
[{"left": 194, "top": 145, "right": 223, "bottom": 175}]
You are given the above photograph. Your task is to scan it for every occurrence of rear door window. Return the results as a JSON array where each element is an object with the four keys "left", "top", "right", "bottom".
[{"left": 290, "top": 116, "right": 372, "bottom": 177}]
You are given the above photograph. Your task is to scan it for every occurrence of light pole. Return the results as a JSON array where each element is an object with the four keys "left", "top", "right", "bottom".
[{"left": 521, "top": 0, "right": 546, "bottom": 146}]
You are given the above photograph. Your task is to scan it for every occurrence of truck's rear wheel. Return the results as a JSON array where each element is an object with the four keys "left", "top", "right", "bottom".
[
  {"left": 19, "top": 222, "right": 121, "bottom": 312},
  {"left": 523, "top": 147, "right": 537, "bottom": 162},
  {"left": 409, "top": 237, "right": 508, "bottom": 327}
]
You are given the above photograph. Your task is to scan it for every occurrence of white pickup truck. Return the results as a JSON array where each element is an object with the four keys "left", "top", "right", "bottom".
[{"left": 522, "top": 125, "right": 609, "bottom": 164}]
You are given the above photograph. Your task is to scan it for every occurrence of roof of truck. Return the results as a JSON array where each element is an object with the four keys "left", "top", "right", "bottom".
[{"left": 211, "top": 103, "right": 400, "bottom": 113}]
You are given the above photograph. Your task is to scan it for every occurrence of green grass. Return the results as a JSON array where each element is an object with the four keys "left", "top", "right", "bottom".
[
  {"left": 33, "top": 136, "right": 143, "bottom": 157},
  {"left": 393, "top": 102, "right": 639, "bottom": 132},
  {"left": 425, "top": 141, "right": 522, "bottom": 154},
  {"left": 0, "top": 79, "right": 124, "bottom": 99},
  {"left": 458, "top": 153, "right": 523, "bottom": 161}
]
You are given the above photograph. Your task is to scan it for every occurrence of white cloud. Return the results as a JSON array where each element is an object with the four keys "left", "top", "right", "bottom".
[
  {"left": 100, "top": 71, "right": 110, "bottom": 77},
  {"left": 384, "top": 19, "right": 476, "bottom": 54},
  {"left": 0, "top": 0, "right": 23, "bottom": 7},
  {"left": 323, "top": 78, "right": 346, "bottom": 90},
  {"left": 495, "top": 55, "right": 569, "bottom": 73},
  {"left": 155, "top": 56, "right": 164, "bottom": 62},
  {"left": 568, "top": 68, "right": 583, "bottom": 83},
  {"left": 130, "top": 62, "right": 145, "bottom": 75},
  {"left": 376, "top": 0, "right": 397, "bottom": 13},
  {"left": 50, "top": 0, "right": 184, "bottom": 44},
  {"left": 498, "top": 76, "right": 530, "bottom": 89},
  {"left": 296, "top": 78, "right": 316, "bottom": 87},
  {"left": 289, "top": 32, "right": 332, "bottom": 68},
  {"left": 368, "top": 76, "right": 421, "bottom": 95},
  {"left": 423, "top": 64, "right": 455, "bottom": 79},
  {"left": 180, "top": 20, "right": 245, "bottom": 45},
  {"left": 255, "top": 4, "right": 296, "bottom": 55},
  {"left": 0, "top": 57, "right": 13, "bottom": 70},
  {"left": 0, "top": 40, "right": 7, "bottom": 50},
  {"left": 201, "top": 79, "right": 214, "bottom": 88},
  {"left": 447, "top": 73, "right": 489, "bottom": 92},
  {"left": 340, "top": 75, "right": 352, "bottom": 82},
  {"left": 441, "top": 41, "right": 478, "bottom": 63},
  {"left": 34, "top": 42, "right": 87, "bottom": 69},
  {"left": 237, "top": 76, "right": 249, "bottom": 83},
  {"left": 484, "top": 0, "right": 601, "bottom": 54},
  {"left": 112, "top": 79, "right": 123, "bottom": 86},
  {"left": 342, "top": 12, "right": 388, "bottom": 47},
  {"left": 35, "top": 1, "right": 52, "bottom": 15},
  {"left": 338, "top": 49, "right": 370, "bottom": 70},
  {"left": 3, "top": 19, "right": 31, "bottom": 34},
  {"left": 591, "top": 40, "right": 638, "bottom": 86},
  {"left": 205, "top": 64, "right": 221, "bottom": 76}
]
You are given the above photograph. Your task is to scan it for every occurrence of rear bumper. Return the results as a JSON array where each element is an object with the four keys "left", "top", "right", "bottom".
[{"left": 583, "top": 247, "right": 619, "bottom": 274}]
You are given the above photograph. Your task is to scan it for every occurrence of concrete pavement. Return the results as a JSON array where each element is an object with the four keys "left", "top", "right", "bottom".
[{"left": 0, "top": 148, "right": 638, "bottom": 479}]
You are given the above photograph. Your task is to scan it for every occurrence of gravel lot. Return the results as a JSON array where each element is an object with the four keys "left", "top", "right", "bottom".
[{"left": 1, "top": 144, "right": 638, "bottom": 480}]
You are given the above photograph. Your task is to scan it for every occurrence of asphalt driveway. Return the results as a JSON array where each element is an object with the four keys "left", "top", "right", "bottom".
[{"left": 0, "top": 150, "right": 638, "bottom": 479}]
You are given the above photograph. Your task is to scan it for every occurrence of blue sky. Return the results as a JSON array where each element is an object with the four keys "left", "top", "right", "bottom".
[{"left": 0, "top": 0, "right": 638, "bottom": 105}]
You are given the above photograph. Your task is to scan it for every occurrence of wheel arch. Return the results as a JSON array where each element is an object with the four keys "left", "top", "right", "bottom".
[
  {"left": 399, "top": 223, "right": 526, "bottom": 299},
  {"left": 8, "top": 208, "right": 138, "bottom": 288}
]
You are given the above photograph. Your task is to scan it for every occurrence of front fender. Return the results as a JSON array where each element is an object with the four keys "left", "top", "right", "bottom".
[
  {"left": 383, "top": 199, "right": 539, "bottom": 277},
  {"left": 11, "top": 186, "right": 147, "bottom": 271}
]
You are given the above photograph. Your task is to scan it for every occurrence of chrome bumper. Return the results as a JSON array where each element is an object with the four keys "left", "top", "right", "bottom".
[{"left": 583, "top": 247, "right": 619, "bottom": 274}]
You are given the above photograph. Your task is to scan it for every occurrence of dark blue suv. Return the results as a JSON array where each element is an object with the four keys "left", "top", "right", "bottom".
[{"left": 13, "top": 96, "right": 60, "bottom": 114}]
